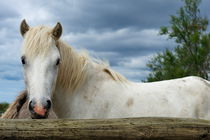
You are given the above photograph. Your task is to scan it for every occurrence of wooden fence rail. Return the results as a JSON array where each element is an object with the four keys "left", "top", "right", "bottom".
[{"left": 0, "top": 117, "right": 210, "bottom": 140}]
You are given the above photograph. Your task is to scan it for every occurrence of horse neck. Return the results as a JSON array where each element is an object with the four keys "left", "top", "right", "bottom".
[{"left": 55, "top": 41, "right": 87, "bottom": 93}]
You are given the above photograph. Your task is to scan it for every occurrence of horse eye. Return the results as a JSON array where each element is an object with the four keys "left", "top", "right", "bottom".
[
  {"left": 56, "top": 58, "right": 60, "bottom": 66},
  {"left": 21, "top": 56, "right": 26, "bottom": 65}
]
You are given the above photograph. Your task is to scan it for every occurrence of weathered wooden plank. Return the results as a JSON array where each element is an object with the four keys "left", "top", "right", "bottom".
[{"left": 0, "top": 117, "right": 210, "bottom": 140}]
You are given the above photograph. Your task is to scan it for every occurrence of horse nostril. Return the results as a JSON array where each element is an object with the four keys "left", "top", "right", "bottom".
[
  {"left": 46, "top": 100, "right": 51, "bottom": 110},
  {"left": 29, "top": 100, "right": 34, "bottom": 112}
]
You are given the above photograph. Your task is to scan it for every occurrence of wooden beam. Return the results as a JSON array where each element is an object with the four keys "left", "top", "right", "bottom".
[{"left": 0, "top": 117, "right": 210, "bottom": 140}]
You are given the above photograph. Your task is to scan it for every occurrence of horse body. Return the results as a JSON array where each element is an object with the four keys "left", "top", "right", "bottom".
[
  {"left": 19, "top": 20, "right": 210, "bottom": 119},
  {"left": 53, "top": 63, "right": 210, "bottom": 119}
]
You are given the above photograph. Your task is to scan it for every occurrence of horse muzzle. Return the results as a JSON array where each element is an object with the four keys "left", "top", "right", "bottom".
[{"left": 29, "top": 98, "right": 51, "bottom": 119}]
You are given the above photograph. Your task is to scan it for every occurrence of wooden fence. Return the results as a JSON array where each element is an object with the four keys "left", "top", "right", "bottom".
[{"left": 0, "top": 117, "right": 210, "bottom": 140}]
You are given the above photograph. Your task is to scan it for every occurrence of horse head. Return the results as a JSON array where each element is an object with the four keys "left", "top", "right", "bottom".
[{"left": 20, "top": 20, "right": 62, "bottom": 119}]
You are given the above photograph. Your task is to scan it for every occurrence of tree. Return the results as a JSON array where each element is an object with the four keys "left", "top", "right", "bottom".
[
  {"left": 0, "top": 102, "right": 9, "bottom": 116},
  {"left": 146, "top": 0, "right": 210, "bottom": 82}
]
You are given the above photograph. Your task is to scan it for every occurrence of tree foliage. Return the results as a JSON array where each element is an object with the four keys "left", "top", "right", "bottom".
[
  {"left": 0, "top": 102, "right": 9, "bottom": 116},
  {"left": 146, "top": 0, "right": 210, "bottom": 82}
]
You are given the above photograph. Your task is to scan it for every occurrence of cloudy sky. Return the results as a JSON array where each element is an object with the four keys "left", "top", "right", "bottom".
[{"left": 0, "top": 0, "right": 210, "bottom": 103}]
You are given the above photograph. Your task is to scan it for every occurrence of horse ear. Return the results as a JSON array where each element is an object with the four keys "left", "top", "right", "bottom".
[
  {"left": 20, "top": 19, "right": 30, "bottom": 37},
  {"left": 52, "top": 22, "right": 62, "bottom": 40}
]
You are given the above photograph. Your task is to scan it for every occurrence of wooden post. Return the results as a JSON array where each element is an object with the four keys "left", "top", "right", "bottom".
[{"left": 0, "top": 117, "right": 210, "bottom": 140}]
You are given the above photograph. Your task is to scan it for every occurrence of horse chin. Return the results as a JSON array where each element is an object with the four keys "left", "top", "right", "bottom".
[{"left": 30, "top": 111, "right": 49, "bottom": 119}]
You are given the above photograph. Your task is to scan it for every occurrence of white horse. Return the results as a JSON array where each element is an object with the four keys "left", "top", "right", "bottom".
[{"left": 19, "top": 20, "right": 210, "bottom": 119}]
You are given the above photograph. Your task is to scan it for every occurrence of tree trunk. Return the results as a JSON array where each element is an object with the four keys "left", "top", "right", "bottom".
[{"left": 0, "top": 117, "right": 210, "bottom": 140}]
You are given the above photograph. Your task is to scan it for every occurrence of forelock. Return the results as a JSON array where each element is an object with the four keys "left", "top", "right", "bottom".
[{"left": 22, "top": 26, "right": 55, "bottom": 58}]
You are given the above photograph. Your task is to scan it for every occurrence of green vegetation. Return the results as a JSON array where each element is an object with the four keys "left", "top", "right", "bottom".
[
  {"left": 146, "top": 0, "right": 210, "bottom": 82},
  {"left": 0, "top": 102, "right": 9, "bottom": 116}
]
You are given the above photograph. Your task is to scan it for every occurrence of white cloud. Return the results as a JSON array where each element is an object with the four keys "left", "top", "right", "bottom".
[
  {"left": 0, "top": 0, "right": 53, "bottom": 23},
  {"left": 118, "top": 54, "right": 154, "bottom": 69},
  {"left": 112, "top": 66, "right": 150, "bottom": 82},
  {"left": 0, "top": 39, "right": 22, "bottom": 65}
]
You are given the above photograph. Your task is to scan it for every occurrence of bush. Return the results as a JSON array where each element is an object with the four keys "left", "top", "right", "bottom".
[{"left": 0, "top": 102, "right": 9, "bottom": 116}]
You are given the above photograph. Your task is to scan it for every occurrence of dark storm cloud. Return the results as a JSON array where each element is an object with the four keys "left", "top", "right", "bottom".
[{"left": 48, "top": 0, "right": 183, "bottom": 32}]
